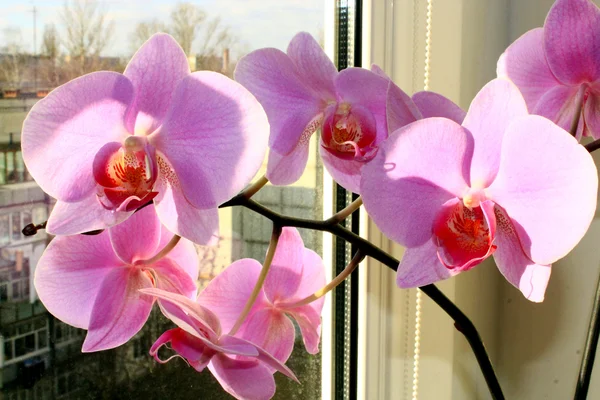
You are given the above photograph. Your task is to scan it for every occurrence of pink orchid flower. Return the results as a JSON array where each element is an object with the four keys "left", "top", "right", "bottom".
[
  {"left": 22, "top": 33, "right": 268, "bottom": 244},
  {"left": 34, "top": 206, "right": 199, "bottom": 352},
  {"left": 143, "top": 288, "right": 298, "bottom": 400},
  {"left": 235, "top": 32, "right": 418, "bottom": 193},
  {"left": 498, "top": 0, "right": 600, "bottom": 139},
  {"left": 361, "top": 78, "right": 598, "bottom": 302},
  {"left": 198, "top": 227, "right": 326, "bottom": 364}
]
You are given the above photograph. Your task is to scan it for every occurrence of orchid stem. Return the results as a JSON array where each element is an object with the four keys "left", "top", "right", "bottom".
[
  {"left": 229, "top": 224, "right": 282, "bottom": 336},
  {"left": 283, "top": 250, "right": 365, "bottom": 309},
  {"left": 242, "top": 175, "right": 269, "bottom": 200},
  {"left": 138, "top": 235, "right": 181, "bottom": 265},
  {"left": 325, "top": 196, "right": 363, "bottom": 225}
]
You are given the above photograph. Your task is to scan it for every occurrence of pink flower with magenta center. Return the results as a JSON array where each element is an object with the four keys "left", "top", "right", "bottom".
[
  {"left": 235, "top": 32, "right": 421, "bottom": 193},
  {"left": 34, "top": 206, "right": 200, "bottom": 352},
  {"left": 361, "top": 78, "right": 598, "bottom": 302},
  {"left": 22, "top": 33, "right": 268, "bottom": 244}
]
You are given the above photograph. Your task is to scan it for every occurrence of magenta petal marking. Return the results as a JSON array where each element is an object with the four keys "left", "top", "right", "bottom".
[
  {"left": 151, "top": 258, "right": 199, "bottom": 299},
  {"left": 432, "top": 198, "right": 497, "bottom": 271},
  {"left": 493, "top": 206, "right": 551, "bottom": 302},
  {"left": 153, "top": 154, "right": 220, "bottom": 245}
]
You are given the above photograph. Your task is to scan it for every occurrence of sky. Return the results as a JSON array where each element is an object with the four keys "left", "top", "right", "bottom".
[{"left": 0, "top": 0, "right": 324, "bottom": 58}]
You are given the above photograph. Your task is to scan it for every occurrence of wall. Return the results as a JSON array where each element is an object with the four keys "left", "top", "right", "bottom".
[{"left": 362, "top": 0, "right": 600, "bottom": 399}]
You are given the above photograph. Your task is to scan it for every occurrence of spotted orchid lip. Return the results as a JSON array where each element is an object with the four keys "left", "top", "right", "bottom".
[
  {"left": 93, "top": 138, "right": 158, "bottom": 211},
  {"left": 433, "top": 197, "right": 497, "bottom": 271}
]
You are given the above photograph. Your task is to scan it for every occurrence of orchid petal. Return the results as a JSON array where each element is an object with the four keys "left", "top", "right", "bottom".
[
  {"left": 153, "top": 154, "right": 220, "bottom": 245},
  {"left": 290, "top": 249, "right": 327, "bottom": 312},
  {"left": 209, "top": 354, "right": 276, "bottom": 400},
  {"left": 108, "top": 205, "right": 161, "bottom": 264},
  {"left": 463, "top": 79, "right": 528, "bottom": 187},
  {"left": 412, "top": 91, "right": 465, "bottom": 124},
  {"left": 533, "top": 84, "right": 583, "bottom": 135},
  {"left": 150, "top": 328, "right": 213, "bottom": 372},
  {"left": 46, "top": 195, "right": 133, "bottom": 235},
  {"left": 497, "top": 28, "right": 560, "bottom": 109},
  {"left": 396, "top": 239, "right": 459, "bottom": 288},
  {"left": 266, "top": 140, "right": 311, "bottom": 186},
  {"left": 264, "top": 227, "right": 305, "bottom": 303},
  {"left": 319, "top": 142, "right": 364, "bottom": 194},
  {"left": 361, "top": 118, "right": 471, "bottom": 247},
  {"left": 286, "top": 32, "right": 337, "bottom": 101},
  {"left": 124, "top": 33, "right": 190, "bottom": 134},
  {"left": 487, "top": 115, "right": 597, "bottom": 265},
  {"left": 289, "top": 305, "right": 322, "bottom": 354},
  {"left": 198, "top": 258, "right": 266, "bottom": 333},
  {"left": 220, "top": 336, "right": 299, "bottom": 381},
  {"left": 151, "top": 71, "right": 269, "bottom": 209},
  {"left": 158, "top": 226, "right": 200, "bottom": 284},
  {"left": 152, "top": 258, "right": 199, "bottom": 299},
  {"left": 82, "top": 268, "right": 154, "bottom": 352},
  {"left": 336, "top": 68, "right": 389, "bottom": 143},
  {"left": 493, "top": 206, "right": 551, "bottom": 302},
  {"left": 235, "top": 48, "right": 324, "bottom": 155},
  {"left": 236, "top": 309, "right": 295, "bottom": 365},
  {"left": 22, "top": 72, "right": 133, "bottom": 202},
  {"left": 141, "top": 287, "right": 221, "bottom": 340},
  {"left": 544, "top": 0, "right": 600, "bottom": 84},
  {"left": 34, "top": 233, "right": 121, "bottom": 329},
  {"left": 386, "top": 80, "right": 422, "bottom": 133}
]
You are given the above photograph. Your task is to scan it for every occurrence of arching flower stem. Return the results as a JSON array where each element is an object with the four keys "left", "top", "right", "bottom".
[
  {"left": 137, "top": 235, "right": 181, "bottom": 265},
  {"left": 229, "top": 224, "right": 282, "bottom": 336},
  {"left": 281, "top": 249, "right": 365, "bottom": 309},
  {"left": 325, "top": 196, "right": 363, "bottom": 225}
]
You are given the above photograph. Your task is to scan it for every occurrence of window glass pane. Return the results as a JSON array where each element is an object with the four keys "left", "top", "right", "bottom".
[
  {"left": 6, "top": 152, "right": 14, "bottom": 184},
  {"left": 0, "top": 1, "right": 326, "bottom": 399}
]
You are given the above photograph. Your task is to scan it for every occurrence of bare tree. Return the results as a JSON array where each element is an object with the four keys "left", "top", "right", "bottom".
[
  {"left": 61, "top": 0, "right": 114, "bottom": 59},
  {"left": 196, "top": 16, "right": 236, "bottom": 72},
  {"left": 169, "top": 2, "right": 205, "bottom": 55},
  {"left": 41, "top": 24, "right": 60, "bottom": 60},
  {"left": 0, "top": 28, "right": 27, "bottom": 88},
  {"left": 130, "top": 19, "right": 169, "bottom": 52}
]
